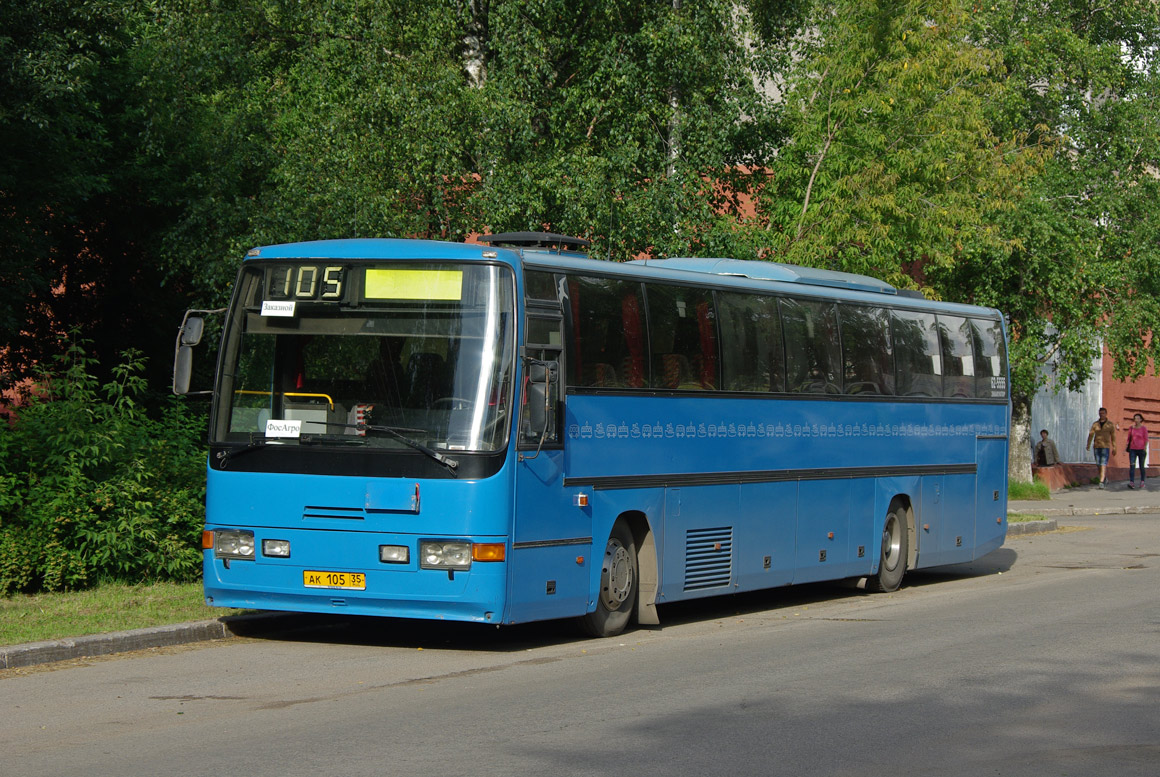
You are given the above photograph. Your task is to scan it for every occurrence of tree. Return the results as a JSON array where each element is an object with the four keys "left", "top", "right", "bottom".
[
  {"left": 746, "top": 0, "right": 1160, "bottom": 481},
  {"left": 950, "top": 0, "right": 1160, "bottom": 479},
  {"left": 0, "top": 0, "right": 196, "bottom": 395},
  {"left": 749, "top": 0, "right": 1047, "bottom": 283}
]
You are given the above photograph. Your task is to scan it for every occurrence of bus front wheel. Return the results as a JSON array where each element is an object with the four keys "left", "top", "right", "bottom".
[
  {"left": 580, "top": 522, "right": 638, "bottom": 637},
  {"left": 866, "top": 508, "right": 907, "bottom": 593}
]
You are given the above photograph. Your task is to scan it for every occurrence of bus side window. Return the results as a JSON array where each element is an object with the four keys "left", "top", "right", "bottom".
[
  {"left": 645, "top": 284, "right": 718, "bottom": 390},
  {"left": 718, "top": 292, "right": 784, "bottom": 392},
  {"left": 564, "top": 275, "right": 646, "bottom": 388},
  {"left": 780, "top": 298, "right": 841, "bottom": 394},
  {"left": 839, "top": 305, "right": 894, "bottom": 395},
  {"left": 891, "top": 310, "right": 941, "bottom": 397},
  {"left": 970, "top": 318, "right": 1008, "bottom": 399},
  {"left": 937, "top": 315, "right": 975, "bottom": 398}
]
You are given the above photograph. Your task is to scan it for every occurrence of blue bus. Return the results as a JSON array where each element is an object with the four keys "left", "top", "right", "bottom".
[{"left": 175, "top": 233, "right": 1009, "bottom": 637}]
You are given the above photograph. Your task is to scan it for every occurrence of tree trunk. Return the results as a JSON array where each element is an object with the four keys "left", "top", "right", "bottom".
[
  {"left": 463, "top": 0, "right": 488, "bottom": 88},
  {"left": 1009, "top": 394, "right": 1032, "bottom": 484}
]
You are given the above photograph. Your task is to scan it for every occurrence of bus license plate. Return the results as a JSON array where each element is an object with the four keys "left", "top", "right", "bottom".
[{"left": 303, "top": 570, "right": 366, "bottom": 590}]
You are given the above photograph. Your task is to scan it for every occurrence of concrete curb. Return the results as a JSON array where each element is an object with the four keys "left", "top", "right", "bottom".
[
  {"left": 1005, "top": 519, "right": 1058, "bottom": 536},
  {"left": 0, "top": 613, "right": 297, "bottom": 670},
  {"left": 1009, "top": 505, "right": 1160, "bottom": 517}
]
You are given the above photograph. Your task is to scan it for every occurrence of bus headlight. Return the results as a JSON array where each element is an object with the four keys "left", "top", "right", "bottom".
[
  {"left": 215, "top": 530, "right": 255, "bottom": 560},
  {"left": 262, "top": 539, "right": 291, "bottom": 558},
  {"left": 380, "top": 545, "right": 409, "bottom": 564},
  {"left": 420, "top": 541, "right": 472, "bottom": 570}
]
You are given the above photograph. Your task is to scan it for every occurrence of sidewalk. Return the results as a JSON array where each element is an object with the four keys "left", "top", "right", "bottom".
[
  {"left": 6, "top": 482, "right": 1158, "bottom": 670},
  {"left": 1008, "top": 478, "right": 1160, "bottom": 517}
]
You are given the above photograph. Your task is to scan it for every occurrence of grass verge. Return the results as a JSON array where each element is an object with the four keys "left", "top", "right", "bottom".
[
  {"left": 0, "top": 582, "right": 246, "bottom": 646},
  {"left": 1009, "top": 479, "right": 1051, "bottom": 500},
  {"left": 1008, "top": 513, "right": 1045, "bottom": 523}
]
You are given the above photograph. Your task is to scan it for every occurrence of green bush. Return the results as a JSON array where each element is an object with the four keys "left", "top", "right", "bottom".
[{"left": 0, "top": 339, "right": 207, "bottom": 594}]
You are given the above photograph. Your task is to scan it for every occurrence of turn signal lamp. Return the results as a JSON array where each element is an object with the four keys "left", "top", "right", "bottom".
[
  {"left": 472, "top": 543, "right": 506, "bottom": 562},
  {"left": 201, "top": 530, "right": 214, "bottom": 550}
]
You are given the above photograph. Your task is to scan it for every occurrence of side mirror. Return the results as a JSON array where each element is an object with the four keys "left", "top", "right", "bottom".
[
  {"left": 180, "top": 316, "right": 205, "bottom": 346},
  {"left": 174, "top": 346, "right": 194, "bottom": 395},
  {"left": 523, "top": 360, "right": 558, "bottom": 441},
  {"left": 172, "top": 308, "right": 225, "bottom": 396}
]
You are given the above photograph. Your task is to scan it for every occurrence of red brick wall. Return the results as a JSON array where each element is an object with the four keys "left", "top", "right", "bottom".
[{"left": 1099, "top": 350, "right": 1160, "bottom": 470}]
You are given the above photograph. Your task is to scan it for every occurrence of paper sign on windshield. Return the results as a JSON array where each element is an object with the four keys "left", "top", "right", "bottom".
[{"left": 265, "top": 419, "right": 302, "bottom": 438}]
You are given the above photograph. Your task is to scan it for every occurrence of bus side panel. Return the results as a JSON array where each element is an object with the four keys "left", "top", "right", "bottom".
[
  {"left": 846, "top": 478, "right": 877, "bottom": 577},
  {"left": 735, "top": 481, "right": 798, "bottom": 591},
  {"left": 974, "top": 436, "right": 1009, "bottom": 558},
  {"left": 793, "top": 479, "right": 852, "bottom": 583},
  {"left": 915, "top": 475, "right": 945, "bottom": 568},
  {"left": 941, "top": 473, "right": 978, "bottom": 565},
  {"left": 658, "top": 485, "right": 739, "bottom": 602}
]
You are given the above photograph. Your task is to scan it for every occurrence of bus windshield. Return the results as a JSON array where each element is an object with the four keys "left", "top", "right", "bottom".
[{"left": 213, "top": 261, "right": 516, "bottom": 453}]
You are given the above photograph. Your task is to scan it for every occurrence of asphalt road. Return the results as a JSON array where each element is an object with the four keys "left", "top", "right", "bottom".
[{"left": 4, "top": 515, "right": 1159, "bottom": 777}]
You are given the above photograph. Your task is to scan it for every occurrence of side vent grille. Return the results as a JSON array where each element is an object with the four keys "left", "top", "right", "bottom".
[{"left": 684, "top": 527, "right": 733, "bottom": 591}]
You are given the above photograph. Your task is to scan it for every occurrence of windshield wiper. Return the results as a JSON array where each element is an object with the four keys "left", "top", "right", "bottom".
[
  {"left": 300, "top": 420, "right": 459, "bottom": 473},
  {"left": 215, "top": 434, "right": 272, "bottom": 469},
  {"left": 362, "top": 424, "right": 459, "bottom": 473}
]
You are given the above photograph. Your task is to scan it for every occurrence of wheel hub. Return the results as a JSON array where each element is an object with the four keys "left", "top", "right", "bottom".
[
  {"left": 600, "top": 540, "right": 634, "bottom": 609},
  {"left": 881, "top": 515, "right": 902, "bottom": 572}
]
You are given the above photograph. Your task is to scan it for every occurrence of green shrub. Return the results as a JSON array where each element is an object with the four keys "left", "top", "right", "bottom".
[{"left": 0, "top": 338, "right": 207, "bottom": 594}]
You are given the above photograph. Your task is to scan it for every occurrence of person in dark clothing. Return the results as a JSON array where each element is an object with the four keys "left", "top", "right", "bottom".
[{"left": 1035, "top": 429, "right": 1060, "bottom": 467}]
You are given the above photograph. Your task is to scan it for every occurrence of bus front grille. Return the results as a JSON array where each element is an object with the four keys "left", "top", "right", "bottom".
[{"left": 684, "top": 527, "right": 733, "bottom": 591}]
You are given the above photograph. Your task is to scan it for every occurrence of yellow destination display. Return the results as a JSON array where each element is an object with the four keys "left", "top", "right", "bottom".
[
  {"left": 303, "top": 570, "right": 366, "bottom": 590},
  {"left": 365, "top": 268, "right": 463, "bottom": 300}
]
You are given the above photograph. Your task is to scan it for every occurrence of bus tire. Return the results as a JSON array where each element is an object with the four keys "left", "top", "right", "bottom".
[
  {"left": 580, "top": 522, "right": 638, "bottom": 637},
  {"left": 866, "top": 507, "right": 907, "bottom": 593}
]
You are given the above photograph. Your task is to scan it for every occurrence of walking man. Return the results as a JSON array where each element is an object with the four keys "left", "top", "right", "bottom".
[{"left": 1086, "top": 407, "right": 1117, "bottom": 488}]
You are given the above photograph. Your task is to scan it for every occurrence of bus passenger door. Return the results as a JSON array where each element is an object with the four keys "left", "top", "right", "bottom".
[{"left": 508, "top": 320, "right": 590, "bottom": 622}]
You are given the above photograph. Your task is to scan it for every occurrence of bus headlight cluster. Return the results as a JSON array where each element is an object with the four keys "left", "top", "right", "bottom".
[
  {"left": 420, "top": 541, "right": 472, "bottom": 570},
  {"left": 215, "top": 530, "right": 255, "bottom": 560}
]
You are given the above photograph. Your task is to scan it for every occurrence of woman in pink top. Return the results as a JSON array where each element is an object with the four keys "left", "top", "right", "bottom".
[{"left": 1126, "top": 413, "right": 1149, "bottom": 489}]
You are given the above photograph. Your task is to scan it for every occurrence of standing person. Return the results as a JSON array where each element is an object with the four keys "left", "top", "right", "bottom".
[
  {"left": 1085, "top": 407, "right": 1117, "bottom": 488},
  {"left": 1125, "top": 413, "right": 1149, "bottom": 489},
  {"left": 1034, "top": 429, "right": 1060, "bottom": 467}
]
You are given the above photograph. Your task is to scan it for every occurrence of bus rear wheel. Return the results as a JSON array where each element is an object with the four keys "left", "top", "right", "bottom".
[
  {"left": 866, "top": 508, "right": 907, "bottom": 593},
  {"left": 580, "top": 522, "right": 638, "bottom": 637}
]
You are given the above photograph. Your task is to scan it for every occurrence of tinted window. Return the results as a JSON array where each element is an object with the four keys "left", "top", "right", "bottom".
[
  {"left": 564, "top": 276, "right": 646, "bottom": 388},
  {"left": 524, "top": 271, "right": 559, "bottom": 302},
  {"left": 892, "top": 310, "right": 941, "bottom": 397},
  {"left": 839, "top": 305, "right": 894, "bottom": 395},
  {"left": 970, "top": 318, "right": 1008, "bottom": 399},
  {"left": 717, "top": 292, "right": 785, "bottom": 392},
  {"left": 645, "top": 284, "right": 718, "bottom": 390},
  {"left": 781, "top": 298, "right": 841, "bottom": 394},
  {"left": 937, "top": 315, "right": 974, "bottom": 398}
]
